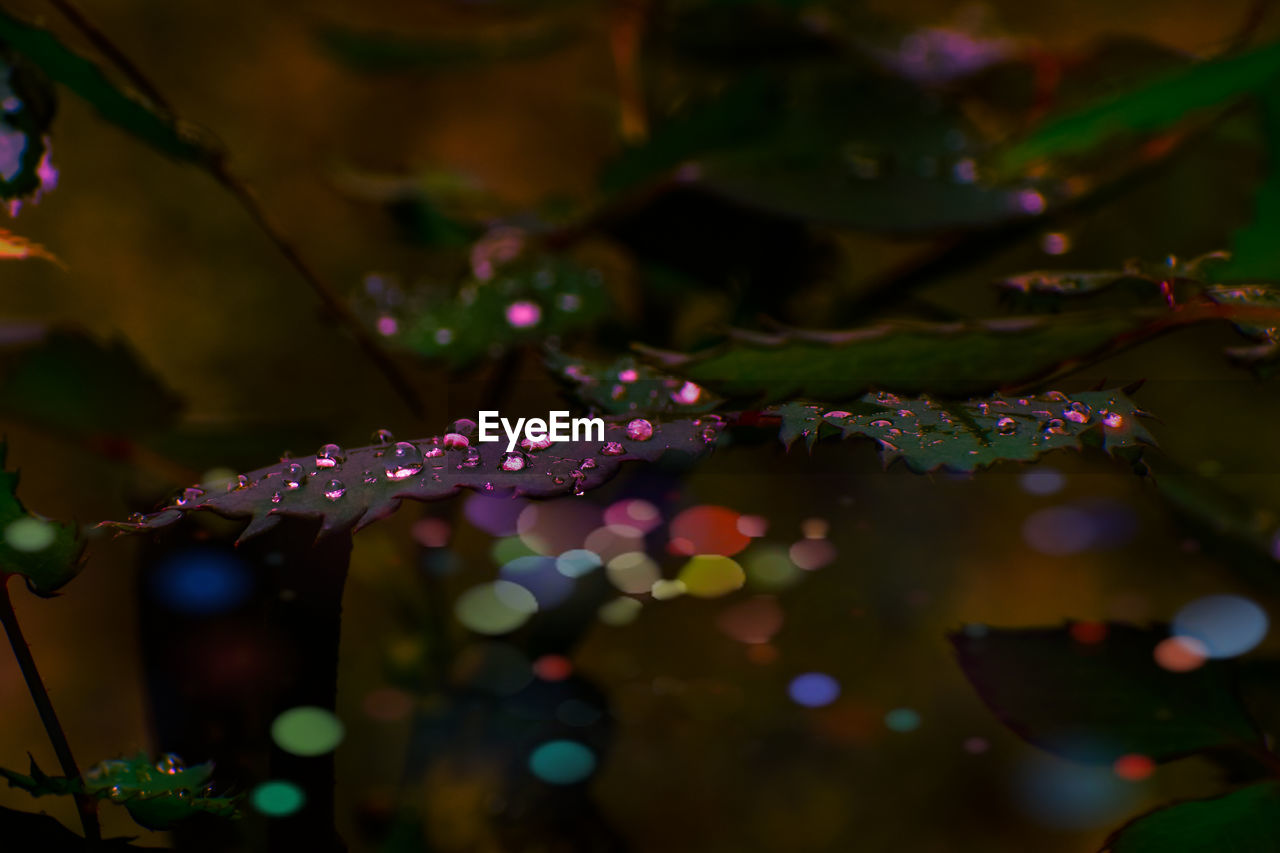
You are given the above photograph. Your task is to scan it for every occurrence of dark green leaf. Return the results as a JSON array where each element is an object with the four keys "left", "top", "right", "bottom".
[
  {"left": 1104, "top": 783, "right": 1280, "bottom": 852},
  {"left": 0, "top": 9, "right": 220, "bottom": 165},
  {"left": 770, "top": 388, "right": 1151, "bottom": 473},
  {"left": 1001, "top": 40, "right": 1280, "bottom": 170},
  {"left": 0, "top": 327, "right": 183, "bottom": 437},
  {"left": 950, "top": 623, "right": 1261, "bottom": 764},
  {"left": 105, "top": 416, "right": 724, "bottom": 540},
  {"left": 1, "top": 753, "right": 239, "bottom": 831},
  {"left": 0, "top": 442, "right": 84, "bottom": 596}
]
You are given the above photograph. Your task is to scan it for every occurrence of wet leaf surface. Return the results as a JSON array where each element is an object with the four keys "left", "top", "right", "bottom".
[{"left": 1104, "top": 783, "right": 1280, "bottom": 852}]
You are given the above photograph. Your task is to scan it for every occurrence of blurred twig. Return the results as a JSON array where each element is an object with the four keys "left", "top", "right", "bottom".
[{"left": 44, "top": 0, "right": 427, "bottom": 421}]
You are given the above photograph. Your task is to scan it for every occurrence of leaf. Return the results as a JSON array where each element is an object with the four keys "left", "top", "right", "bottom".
[
  {"left": 1001, "top": 39, "right": 1280, "bottom": 169},
  {"left": 0, "top": 228, "right": 59, "bottom": 264},
  {"left": 950, "top": 623, "right": 1261, "bottom": 764},
  {"left": 104, "top": 416, "right": 724, "bottom": 541},
  {"left": 546, "top": 351, "right": 722, "bottom": 416},
  {"left": 1103, "top": 783, "right": 1280, "bottom": 852},
  {"left": 0, "top": 327, "right": 183, "bottom": 437},
  {"left": 0, "top": 442, "right": 85, "bottom": 596},
  {"left": 0, "top": 9, "right": 220, "bottom": 165},
  {"left": 1221, "top": 86, "right": 1280, "bottom": 281},
  {"left": 602, "top": 68, "right": 1058, "bottom": 233},
  {"left": 315, "top": 22, "right": 576, "bottom": 73},
  {"left": 1, "top": 753, "right": 239, "bottom": 831},
  {"left": 0, "top": 803, "right": 147, "bottom": 850},
  {"left": 638, "top": 309, "right": 1182, "bottom": 403},
  {"left": 769, "top": 388, "right": 1152, "bottom": 473},
  {"left": 0, "top": 48, "right": 55, "bottom": 202},
  {"left": 1203, "top": 284, "right": 1280, "bottom": 377},
  {"left": 370, "top": 253, "right": 611, "bottom": 367}
]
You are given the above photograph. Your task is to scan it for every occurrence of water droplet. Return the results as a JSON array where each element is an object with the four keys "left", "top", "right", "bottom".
[
  {"left": 271, "top": 491, "right": 282, "bottom": 504},
  {"left": 824, "top": 410, "right": 852, "bottom": 419},
  {"left": 424, "top": 446, "right": 445, "bottom": 458},
  {"left": 875, "top": 392, "right": 901, "bottom": 405},
  {"left": 372, "top": 429, "right": 395, "bottom": 444},
  {"left": 363, "top": 471, "right": 377, "bottom": 484},
  {"left": 442, "top": 433, "right": 470, "bottom": 450},
  {"left": 175, "top": 487, "right": 204, "bottom": 507},
  {"left": 282, "top": 463, "right": 305, "bottom": 489},
  {"left": 579, "top": 458, "right": 597, "bottom": 470},
  {"left": 601, "top": 441, "right": 626, "bottom": 456},
  {"left": 459, "top": 449, "right": 482, "bottom": 469},
  {"left": 996, "top": 417, "right": 1017, "bottom": 435},
  {"left": 323, "top": 479, "right": 346, "bottom": 500},
  {"left": 626, "top": 419, "right": 653, "bottom": 441},
  {"left": 156, "top": 754, "right": 184, "bottom": 774},
  {"left": 521, "top": 436, "right": 553, "bottom": 451},
  {"left": 1043, "top": 418, "right": 1068, "bottom": 436},
  {"left": 501, "top": 452, "right": 527, "bottom": 472},
  {"left": 384, "top": 441, "right": 424, "bottom": 480},
  {"left": 1102, "top": 411, "right": 1124, "bottom": 429},
  {"left": 869, "top": 419, "right": 893, "bottom": 429},
  {"left": 618, "top": 368, "right": 638, "bottom": 383},
  {"left": 316, "top": 444, "right": 345, "bottom": 469},
  {"left": 228, "top": 474, "right": 250, "bottom": 492},
  {"left": 1063, "top": 401, "right": 1091, "bottom": 424}
]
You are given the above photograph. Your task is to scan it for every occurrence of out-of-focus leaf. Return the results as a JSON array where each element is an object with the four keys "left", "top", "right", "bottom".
[
  {"left": 0, "top": 442, "right": 84, "bottom": 596},
  {"left": 546, "top": 351, "right": 722, "bottom": 416},
  {"left": 0, "top": 9, "right": 220, "bottom": 165},
  {"left": 1001, "top": 40, "right": 1280, "bottom": 169},
  {"left": 1221, "top": 87, "right": 1280, "bottom": 281},
  {"left": 0, "top": 803, "right": 146, "bottom": 850},
  {"left": 770, "top": 388, "right": 1151, "bottom": 473},
  {"left": 0, "top": 327, "right": 182, "bottom": 437},
  {"left": 0, "top": 48, "right": 55, "bottom": 202},
  {"left": 642, "top": 302, "right": 1280, "bottom": 402},
  {"left": 368, "top": 253, "right": 610, "bottom": 367},
  {"left": 104, "top": 416, "right": 724, "bottom": 541},
  {"left": 1204, "top": 284, "right": 1280, "bottom": 376},
  {"left": 950, "top": 623, "right": 1261, "bottom": 764},
  {"left": 1104, "top": 783, "right": 1280, "bottom": 852},
  {"left": 603, "top": 69, "right": 1058, "bottom": 233},
  {"left": 995, "top": 253, "right": 1227, "bottom": 311},
  {"left": 0, "top": 228, "right": 58, "bottom": 263},
  {"left": 1, "top": 753, "right": 238, "bottom": 831},
  {"left": 315, "top": 22, "right": 576, "bottom": 73}
]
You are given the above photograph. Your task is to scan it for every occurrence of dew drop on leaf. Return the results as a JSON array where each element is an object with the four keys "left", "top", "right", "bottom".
[
  {"left": 384, "top": 441, "right": 424, "bottom": 480},
  {"left": 601, "top": 441, "right": 626, "bottom": 456},
  {"left": 500, "top": 452, "right": 527, "bottom": 472},
  {"left": 316, "top": 444, "right": 345, "bottom": 468},
  {"left": 282, "top": 463, "right": 305, "bottom": 489},
  {"left": 322, "top": 479, "right": 346, "bottom": 500},
  {"left": 625, "top": 418, "right": 653, "bottom": 441}
]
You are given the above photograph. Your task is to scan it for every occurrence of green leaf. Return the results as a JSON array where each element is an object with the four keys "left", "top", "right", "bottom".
[
  {"left": 105, "top": 416, "right": 724, "bottom": 540},
  {"left": 1001, "top": 40, "right": 1280, "bottom": 170},
  {"left": 603, "top": 69, "right": 1057, "bottom": 233},
  {"left": 1220, "top": 87, "right": 1280, "bottom": 280},
  {"left": 1, "top": 753, "right": 239, "bottom": 831},
  {"left": 950, "top": 623, "right": 1261, "bottom": 764},
  {"left": 0, "top": 442, "right": 84, "bottom": 596},
  {"left": 638, "top": 310, "right": 1170, "bottom": 402},
  {"left": 547, "top": 351, "right": 723, "bottom": 416},
  {"left": 0, "top": 327, "right": 183, "bottom": 437},
  {"left": 0, "top": 9, "right": 220, "bottom": 165},
  {"left": 372, "top": 254, "right": 611, "bottom": 367},
  {"left": 316, "top": 22, "right": 576, "bottom": 73},
  {"left": 769, "top": 388, "right": 1152, "bottom": 473},
  {"left": 1104, "top": 783, "right": 1280, "bottom": 852}
]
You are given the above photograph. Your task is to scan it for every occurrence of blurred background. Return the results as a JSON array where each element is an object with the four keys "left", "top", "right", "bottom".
[{"left": 0, "top": 0, "right": 1279, "bottom": 850}]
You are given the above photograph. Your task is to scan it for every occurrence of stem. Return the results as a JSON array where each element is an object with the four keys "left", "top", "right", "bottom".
[
  {"left": 44, "top": 0, "right": 426, "bottom": 422},
  {"left": 0, "top": 579, "right": 100, "bottom": 844}
]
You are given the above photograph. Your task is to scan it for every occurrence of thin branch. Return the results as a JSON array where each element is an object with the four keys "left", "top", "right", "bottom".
[
  {"left": 45, "top": 0, "right": 426, "bottom": 421},
  {"left": 0, "top": 579, "right": 100, "bottom": 843}
]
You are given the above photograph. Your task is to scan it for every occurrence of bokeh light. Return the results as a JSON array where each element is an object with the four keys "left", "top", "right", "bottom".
[
  {"left": 603, "top": 498, "right": 662, "bottom": 535},
  {"left": 789, "top": 672, "right": 840, "bottom": 708},
  {"left": 271, "top": 706, "right": 345, "bottom": 757},
  {"left": 606, "top": 551, "right": 660, "bottom": 594},
  {"left": 678, "top": 555, "right": 745, "bottom": 598},
  {"left": 1019, "top": 468, "right": 1066, "bottom": 496},
  {"left": 465, "top": 493, "right": 528, "bottom": 537},
  {"left": 716, "top": 597, "right": 784, "bottom": 644},
  {"left": 518, "top": 502, "right": 602, "bottom": 555},
  {"left": 1153, "top": 635, "right": 1208, "bottom": 672},
  {"left": 884, "top": 708, "right": 921, "bottom": 732},
  {"left": 669, "top": 505, "right": 750, "bottom": 556},
  {"left": 598, "top": 596, "right": 642, "bottom": 626},
  {"left": 151, "top": 549, "right": 252, "bottom": 615},
  {"left": 743, "top": 544, "right": 802, "bottom": 590},
  {"left": 4, "top": 517, "right": 54, "bottom": 552},
  {"left": 528, "top": 740, "right": 596, "bottom": 785},
  {"left": 789, "top": 539, "right": 836, "bottom": 571},
  {"left": 1014, "top": 755, "right": 1139, "bottom": 829},
  {"left": 500, "top": 555, "right": 575, "bottom": 608},
  {"left": 1112, "top": 754, "right": 1154, "bottom": 781},
  {"left": 251, "top": 780, "right": 305, "bottom": 817},
  {"left": 1172, "top": 594, "right": 1269, "bottom": 658},
  {"left": 556, "top": 548, "right": 602, "bottom": 578},
  {"left": 455, "top": 581, "right": 539, "bottom": 635}
]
